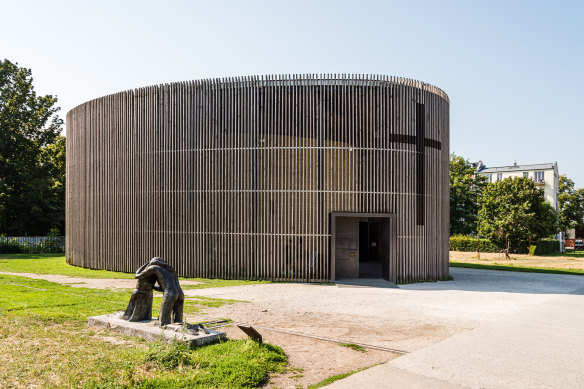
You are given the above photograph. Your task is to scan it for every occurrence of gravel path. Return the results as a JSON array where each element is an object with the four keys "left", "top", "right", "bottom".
[{"left": 0, "top": 271, "right": 202, "bottom": 289}]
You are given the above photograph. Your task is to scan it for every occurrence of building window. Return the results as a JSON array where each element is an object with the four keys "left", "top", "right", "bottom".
[
  {"left": 534, "top": 171, "right": 544, "bottom": 183},
  {"left": 485, "top": 174, "right": 492, "bottom": 183},
  {"left": 497, "top": 173, "right": 502, "bottom": 182},
  {"left": 523, "top": 172, "right": 529, "bottom": 178}
]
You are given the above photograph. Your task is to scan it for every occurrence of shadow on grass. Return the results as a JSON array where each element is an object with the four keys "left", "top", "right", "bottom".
[{"left": 545, "top": 250, "right": 584, "bottom": 259}]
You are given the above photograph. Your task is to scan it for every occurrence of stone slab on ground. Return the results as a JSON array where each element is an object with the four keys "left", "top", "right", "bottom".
[
  {"left": 88, "top": 313, "right": 225, "bottom": 346},
  {"left": 335, "top": 278, "right": 399, "bottom": 288}
]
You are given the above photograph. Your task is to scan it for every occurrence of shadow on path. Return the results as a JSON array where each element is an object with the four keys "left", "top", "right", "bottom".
[{"left": 396, "top": 267, "right": 584, "bottom": 295}]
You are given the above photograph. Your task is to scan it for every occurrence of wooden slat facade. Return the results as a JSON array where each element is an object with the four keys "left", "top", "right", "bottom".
[{"left": 66, "top": 74, "right": 450, "bottom": 283}]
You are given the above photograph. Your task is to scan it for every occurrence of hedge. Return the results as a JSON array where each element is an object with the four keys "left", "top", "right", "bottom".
[
  {"left": 449, "top": 235, "right": 500, "bottom": 253},
  {"left": 0, "top": 239, "right": 22, "bottom": 254},
  {"left": 450, "top": 235, "right": 560, "bottom": 254},
  {"left": 506, "top": 239, "right": 560, "bottom": 254},
  {"left": 532, "top": 240, "right": 560, "bottom": 255}
]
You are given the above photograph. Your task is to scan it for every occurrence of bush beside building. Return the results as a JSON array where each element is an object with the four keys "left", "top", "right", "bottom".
[{"left": 449, "top": 235, "right": 559, "bottom": 255}]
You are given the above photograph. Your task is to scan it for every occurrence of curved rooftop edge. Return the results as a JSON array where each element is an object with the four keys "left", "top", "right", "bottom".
[{"left": 68, "top": 74, "right": 449, "bottom": 114}]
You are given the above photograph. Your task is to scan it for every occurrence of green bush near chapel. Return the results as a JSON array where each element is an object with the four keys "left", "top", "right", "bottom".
[
  {"left": 449, "top": 235, "right": 500, "bottom": 253},
  {"left": 530, "top": 239, "right": 560, "bottom": 255},
  {"left": 449, "top": 235, "right": 559, "bottom": 255}
]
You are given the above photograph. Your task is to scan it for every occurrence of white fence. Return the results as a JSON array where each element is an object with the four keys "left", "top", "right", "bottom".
[{"left": 0, "top": 236, "right": 65, "bottom": 253}]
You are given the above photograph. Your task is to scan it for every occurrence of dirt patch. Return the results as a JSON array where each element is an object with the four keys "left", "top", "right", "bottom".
[
  {"left": 187, "top": 297, "right": 462, "bottom": 354},
  {"left": 97, "top": 335, "right": 133, "bottom": 346},
  {"left": 220, "top": 325, "right": 394, "bottom": 388},
  {"left": 184, "top": 298, "right": 461, "bottom": 387},
  {"left": 0, "top": 271, "right": 202, "bottom": 289},
  {"left": 450, "top": 251, "right": 584, "bottom": 271}
]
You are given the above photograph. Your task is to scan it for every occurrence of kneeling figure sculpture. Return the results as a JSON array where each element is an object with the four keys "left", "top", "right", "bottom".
[{"left": 122, "top": 257, "right": 185, "bottom": 326}]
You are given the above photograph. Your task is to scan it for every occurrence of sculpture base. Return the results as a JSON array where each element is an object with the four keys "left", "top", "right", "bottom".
[{"left": 88, "top": 312, "right": 226, "bottom": 347}]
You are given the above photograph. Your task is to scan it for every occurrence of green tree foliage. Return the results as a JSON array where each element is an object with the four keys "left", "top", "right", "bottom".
[
  {"left": 557, "top": 175, "right": 584, "bottom": 234},
  {"left": 449, "top": 154, "right": 488, "bottom": 235},
  {"left": 0, "top": 59, "right": 64, "bottom": 235},
  {"left": 478, "top": 177, "right": 559, "bottom": 249}
]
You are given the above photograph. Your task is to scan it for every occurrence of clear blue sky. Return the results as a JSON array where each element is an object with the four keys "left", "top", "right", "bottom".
[{"left": 3, "top": 0, "right": 583, "bottom": 185}]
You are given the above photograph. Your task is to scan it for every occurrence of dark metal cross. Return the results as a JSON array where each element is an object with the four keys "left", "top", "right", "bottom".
[{"left": 388, "top": 103, "right": 441, "bottom": 226}]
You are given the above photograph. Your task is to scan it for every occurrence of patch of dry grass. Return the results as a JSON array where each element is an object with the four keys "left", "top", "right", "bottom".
[
  {"left": 0, "top": 317, "right": 150, "bottom": 387},
  {"left": 0, "top": 274, "right": 284, "bottom": 388},
  {"left": 450, "top": 251, "right": 584, "bottom": 274}
]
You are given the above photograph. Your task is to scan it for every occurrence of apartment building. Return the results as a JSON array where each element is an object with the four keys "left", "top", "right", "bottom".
[{"left": 476, "top": 161, "right": 559, "bottom": 210}]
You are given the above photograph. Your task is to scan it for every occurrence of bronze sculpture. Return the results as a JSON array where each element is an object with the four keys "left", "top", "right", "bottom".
[
  {"left": 121, "top": 262, "right": 162, "bottom": 321},
  {"left": 121, "top": 257, "right": 184, "bottom": 326}
]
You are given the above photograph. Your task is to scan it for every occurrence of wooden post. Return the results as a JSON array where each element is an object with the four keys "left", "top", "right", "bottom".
[{"left": 477, "top": 233, "right": 481, "bottom": 260}]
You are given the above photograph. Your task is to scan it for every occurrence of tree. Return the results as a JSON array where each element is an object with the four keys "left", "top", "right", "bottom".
[
  {"left": 449, "top": 154, "right": 488, "bottom": 235},
  {"left": 478, "top": 177, "right": 559, "bottom": 250},
  {"left": 0, "top": 59, "right": 64, "bottom": 235},
  {"left": 557, "top": 175, "right": 584, "bottom": 234}
]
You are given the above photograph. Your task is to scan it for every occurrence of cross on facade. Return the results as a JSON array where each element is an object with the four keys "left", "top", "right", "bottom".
[{"left": 387, "top": 103, "right": 441, "bottom": 226}]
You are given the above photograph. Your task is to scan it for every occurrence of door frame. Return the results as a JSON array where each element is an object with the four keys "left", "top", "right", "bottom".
[{"left": 330, "top": 212, "right": 397, "bottom": 282}]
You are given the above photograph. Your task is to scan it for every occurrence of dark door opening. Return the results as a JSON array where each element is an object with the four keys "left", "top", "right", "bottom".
[
  {"left": 359, "top": 220, "right": 383, "bottom": 278},
  {"left": 332, "top": 212, "right": 394, "bottom": 282}
]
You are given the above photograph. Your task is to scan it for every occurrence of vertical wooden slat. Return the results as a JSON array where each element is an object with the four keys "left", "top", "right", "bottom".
[{"left": 66, "top": 75, "right": 449, "bottom": 283}]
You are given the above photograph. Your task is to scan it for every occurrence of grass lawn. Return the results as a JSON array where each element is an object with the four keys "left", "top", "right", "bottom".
[
  {"left": 0, "top": 273, "right": 286, "bottom": 388},
  {"left": 0, "top": 253, "right": 134, "bottom": 279},
  {"left": 450, "top": 261, "right": 584, "bottom": 275},
  {"left": 0, "top": 253, "right": 271, "bottom": 289},
  {"left": 450, "top": 250, "right": 584, "bottom": 276}
]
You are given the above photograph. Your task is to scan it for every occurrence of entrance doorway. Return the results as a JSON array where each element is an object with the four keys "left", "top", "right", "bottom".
[
  {"left": 359, "top": 220, "right": 382, "bottom": 278},
  {"left": 331, "top": 212, "right": 395, "bottom": 282}
]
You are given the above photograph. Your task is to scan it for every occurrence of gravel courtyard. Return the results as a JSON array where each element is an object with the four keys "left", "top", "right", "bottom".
[{"left": 187, "top": 267, "right": 584, "bottom": 388}]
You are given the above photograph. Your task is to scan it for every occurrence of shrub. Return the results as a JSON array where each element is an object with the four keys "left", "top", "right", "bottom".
[
  {"left": 449, "top": 235, "right": 500, "bottom": 252},
  {"left": 450, "top": 235, "right": 560, "bottom": 255},
  {"left": 508, "top": 239, "right": 559, "bottom": 254},
  {"left": 0, "top": 238, "right": 22, "bottom": 253},
  {"left": 0, "top": 234, "right": 64, "bottom": 254},
  {"left": 535, "top": 239, "right": 559, "bottom": 255},
  {"left": 43, "top": 228, "right": 64, "bottom": 253}
]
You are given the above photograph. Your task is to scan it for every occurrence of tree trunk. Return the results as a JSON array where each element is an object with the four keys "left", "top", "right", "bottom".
[{"left": 477, "top": 235, "right": 481, "bottom": 260}]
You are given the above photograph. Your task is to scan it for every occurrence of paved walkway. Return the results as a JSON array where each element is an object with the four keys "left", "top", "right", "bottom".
[
  {"left": 189, "top": 267, "right": 584, "bottom": 388},
  {"left": 0, "top": 271, "right": 202, "bottom": 289},
  {"left": 326, "top": 271, "right": 584, "bottom": 389}
]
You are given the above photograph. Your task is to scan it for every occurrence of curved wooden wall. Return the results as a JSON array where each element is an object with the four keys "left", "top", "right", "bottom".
[{"left": 66, "top": 75, "right": 449, "bottom": 283}]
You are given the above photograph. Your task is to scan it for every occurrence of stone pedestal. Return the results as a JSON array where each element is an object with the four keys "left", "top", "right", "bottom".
[{"left": 88, "top": 312, "right": 225, "bottom": 347}]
